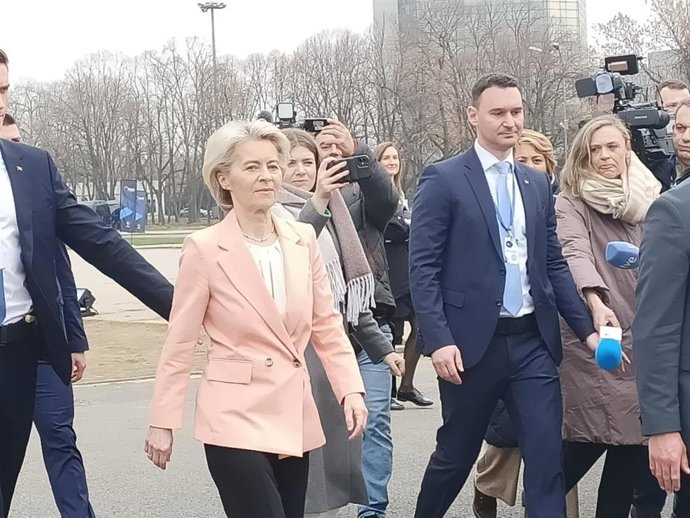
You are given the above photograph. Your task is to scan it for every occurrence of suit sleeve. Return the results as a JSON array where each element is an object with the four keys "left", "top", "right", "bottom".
[
  {"left": 555, "top": 196, "right": 610, "bottom": 303},
  {"left": 409, "top": 164, "right": 455, "bottom": 355},
  {"left": 47, "top": 152, "right": 174, "bottom": 320},
  {"left": 149, "top": 237, "right": 210, "bottom": 429},
  {"left": 634, "top": 196, "right": 689, "bottom": 436},
  {"left": 55, "top": 242, "right": 89, "bottom": 353},
  {"left": 543, "top": 184, "right": 596, "bottom": 341},
  {"left": 307, "top": 225, "right": 366, "bottom": 403},
  {"left": 354, "top": 143, "right": 399, "bottom": 232}
]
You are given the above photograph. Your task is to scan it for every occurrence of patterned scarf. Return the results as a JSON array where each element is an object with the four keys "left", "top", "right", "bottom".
[{"left": 273, "top": 184, "right": 375, "bottom": 324}]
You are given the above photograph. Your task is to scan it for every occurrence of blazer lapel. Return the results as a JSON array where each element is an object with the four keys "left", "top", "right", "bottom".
[
  {"left": 463, "top": 149, "right": 502, "bottom": 260},
  {"left": 275, "top": 218, "right": 310, "bottom": 342},
  {"left": 514, "top": 165, "right": 537, "bottom": 257},
  {"left": 0, "top": 141, "right": 33, "bottom": 270},
  {"left": 216, "top": 212, "right": 299, "bottom": 359}
]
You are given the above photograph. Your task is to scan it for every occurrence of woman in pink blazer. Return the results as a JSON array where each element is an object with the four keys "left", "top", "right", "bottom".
[{"left": 144, "top": 120, "right": 367, "bottom": 518}]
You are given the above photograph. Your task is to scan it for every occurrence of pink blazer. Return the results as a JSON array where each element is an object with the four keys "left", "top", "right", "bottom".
[{"left": 149, "top": 212, "right": 365, "bottom": 458}]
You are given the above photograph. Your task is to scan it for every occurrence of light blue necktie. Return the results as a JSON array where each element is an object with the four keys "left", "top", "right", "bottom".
[
  {"left": 0, "top": 269, "right": 5, "bottom": 324},
  {"left": 495, "top": 161, "right": 523, "bottom": 316}
]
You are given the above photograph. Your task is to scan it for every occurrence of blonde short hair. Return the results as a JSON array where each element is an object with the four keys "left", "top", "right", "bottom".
[
  {"left": 202, "top": 120, "right": 290, "bottom": 210},
  {"left": 560, "top": 115, "right": 631, "bottom": 196},
  {"left": 517, "top": 130, "right": 557, "bottom": 179}
]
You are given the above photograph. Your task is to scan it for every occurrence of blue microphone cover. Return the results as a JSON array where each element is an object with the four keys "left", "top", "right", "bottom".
[{"left": 595, "top": 326, "right": 623, "bottom": 371}]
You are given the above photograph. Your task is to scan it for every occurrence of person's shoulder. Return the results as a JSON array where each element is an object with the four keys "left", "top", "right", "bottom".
[
  {"left": 278, "top": 218, "right": 316, "bottom": 243},
  {"left": 659, "top": 180, "right": 690, "bottom": 214},
  {"left": 0, "top": 140, "right": 51, "bottom": 163},
  {"left": 184, "top": 223, "right": 221, "bottom": 252}
]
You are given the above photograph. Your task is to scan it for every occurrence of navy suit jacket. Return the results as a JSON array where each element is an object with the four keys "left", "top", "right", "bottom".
[
  {"left": 55, "top": 241, "right": 89, "bottom": 353},
  {"left": 409, "top": 147, "right": 595, "bottom": 367},
  {"left": 0, "top": 139, "right": 174, "bottom": 384}
]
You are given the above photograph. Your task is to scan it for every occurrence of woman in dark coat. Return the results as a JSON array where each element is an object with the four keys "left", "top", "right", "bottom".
[{"left": 375, "top": 142, "right": 433, "bottom": 410}]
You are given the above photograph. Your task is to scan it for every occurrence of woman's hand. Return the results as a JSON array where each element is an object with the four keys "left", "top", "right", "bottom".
[
  {"left": 383, "top": 352, "right": 406, "bottom": 377},
  {"left": 145, "top": 426, "right": 173, "bottom": 470},
  {"left": 311, "top": 157, "right": 350, "bottom": 214},
  {"left": 343, "top": 393, "right": 368, "bottom": 440},
  {"left": 584, "top": 290, "right": 620, "bottom": 330}
]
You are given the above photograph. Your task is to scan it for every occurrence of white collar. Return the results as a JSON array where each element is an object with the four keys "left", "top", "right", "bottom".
[{"left": 474, "top": 140, "right": 514, "bottom": 174}]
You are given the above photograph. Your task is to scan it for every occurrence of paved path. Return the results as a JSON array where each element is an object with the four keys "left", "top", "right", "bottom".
[{"left": 12, "top": 360, "right": 673, "bottom": 517}]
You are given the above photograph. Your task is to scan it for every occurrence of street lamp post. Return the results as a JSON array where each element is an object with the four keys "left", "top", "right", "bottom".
[
  {"left": 199, "top": 2, "right": 226, "bottom": 222},
  {"left": 552, "top": 42, "right": 568, "bottom": 156},
  {"left": 528, "top": 43, "right": 569, "bottom": 156},
  {"left": 198, "top": 2, "right": 226, "bottom": 77}
]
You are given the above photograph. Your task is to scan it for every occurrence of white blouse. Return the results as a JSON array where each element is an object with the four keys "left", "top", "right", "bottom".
[{"left": 247, "top": 240, "right": 287, "bottom": 315}]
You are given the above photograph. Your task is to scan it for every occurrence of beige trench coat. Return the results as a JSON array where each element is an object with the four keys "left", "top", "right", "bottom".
[{"left": 555, "top": 193, "right": 644, "bottom": 445}]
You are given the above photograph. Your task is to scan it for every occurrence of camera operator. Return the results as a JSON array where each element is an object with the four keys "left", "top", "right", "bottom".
[
  {"left": 658, "top": 80, "right": 690, "bottom": 115},
  {"left": 649, "top": 95, "right": 690, "bottom": 192},
  {"left": 315, "top": 119, "right": 399, "bottom": 518}
]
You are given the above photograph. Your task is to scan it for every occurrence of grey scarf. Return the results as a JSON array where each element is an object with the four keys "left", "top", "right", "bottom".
[{"left": 274, "top": 184, "right": 375, "bottom": 324}]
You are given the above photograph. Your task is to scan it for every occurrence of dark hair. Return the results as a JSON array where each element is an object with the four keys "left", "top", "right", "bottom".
[
  {"left": 0, "top": 49, "right": 7, "bottom": 67},
  {"left": 471, "top": 74, "right": 519, "bottom": 106},
  {"left": 677, "top": 96, "right": 690, "bottom": 114},
  {"left": 659, "top": 79, "right": 689, "bottom": 93},
  {"left": 3, "top": 113, "right": 16, "bottom": 126}
]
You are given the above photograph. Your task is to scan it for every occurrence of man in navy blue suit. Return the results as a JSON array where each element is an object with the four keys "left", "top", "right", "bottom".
[
  {"left": 409, "top": 74, "right": 599, "bottom": 518},
  {"left": 2, "top": 113, "right": 96, "bottom": 517},
  {"left": 0, "top": 48, "right": 173, "bottom": 517}
]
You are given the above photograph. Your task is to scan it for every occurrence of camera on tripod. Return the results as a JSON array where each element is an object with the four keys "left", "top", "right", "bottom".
[{"left": 575, "top": 54, "right": 674, "bottom": 165}]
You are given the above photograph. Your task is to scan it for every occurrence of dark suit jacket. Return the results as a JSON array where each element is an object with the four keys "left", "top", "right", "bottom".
[
  {"left": 409, "top": 147, "right": 594, "bottom": 367},
  {"left": 55, "top": 242, "right": 88, "bottom": 353},
  {"left": 0, "top": 139, "right": 173, "bottom": 384},
  {"left": 633, "top": 180, "right": 690, "bottom": 440}
]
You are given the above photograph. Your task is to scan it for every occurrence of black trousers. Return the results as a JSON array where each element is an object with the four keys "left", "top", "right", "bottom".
[
  {"left": 0, "top": 339, "right": 39, "bottom": 518},
  {"left": 204, "top": 444, "right": 310, "bottom": 518},
  {"left": 563, "top": 441, "right": 648, "bottom": 518}
]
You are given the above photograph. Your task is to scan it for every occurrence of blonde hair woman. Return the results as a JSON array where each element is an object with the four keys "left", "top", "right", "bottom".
[
  {"left": 557, "top": 115, "right": 660, "bottom": 517},
  {"left": 515, "top": 129, "right": 558, "bottom": 185},
  {"left": 144, "top": 120, "right": 367, "bottom": 518}
]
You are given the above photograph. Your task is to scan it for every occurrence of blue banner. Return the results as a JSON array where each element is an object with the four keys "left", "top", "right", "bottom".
[{"left": 119, "top": 180, "right": 147, "bottom": 233}]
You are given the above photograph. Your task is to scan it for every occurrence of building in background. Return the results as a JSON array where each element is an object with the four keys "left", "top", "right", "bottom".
[{"left": 373, "top": 0, "right": 587, "bottom": 46}]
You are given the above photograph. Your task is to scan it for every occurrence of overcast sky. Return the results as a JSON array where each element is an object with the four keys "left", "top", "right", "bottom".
[{"left": 4, "top": 0, "right": 649, "bottom": 83}]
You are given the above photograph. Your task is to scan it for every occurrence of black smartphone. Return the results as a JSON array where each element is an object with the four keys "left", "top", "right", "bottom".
[
  {"left": 328, "top": 155, "right": 371, "bottom": 183},
  {"left": 303, "top": 118, "right": 329, "bottom": 134}
]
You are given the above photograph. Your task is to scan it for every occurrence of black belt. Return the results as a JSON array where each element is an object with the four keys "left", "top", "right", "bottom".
[
  {"left": 495, "top": 313, "right": 538, "bottom": 336},
  {"left": 0, "top": 317, "right": 38, "bottom": 346}
]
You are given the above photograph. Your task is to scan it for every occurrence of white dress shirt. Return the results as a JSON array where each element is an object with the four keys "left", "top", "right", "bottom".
[
  {"left": 247, "top": 240, "right": 287, "bottom": 315},
  {"left": 474, "top": 140, "right": 534, "bottom": 317},
  {"left": 0, "top": 154, "right": 33, "bottom": 325}
]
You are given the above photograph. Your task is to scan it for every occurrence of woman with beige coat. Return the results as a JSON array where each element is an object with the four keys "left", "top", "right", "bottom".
[{"left": 556, "top": 115, "right": 661, "bottom": 517}]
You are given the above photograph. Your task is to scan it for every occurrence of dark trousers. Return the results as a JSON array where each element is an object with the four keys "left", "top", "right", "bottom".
[
  {"left": 563, "top": 441, "right": 647, "bottom": 518},
  {"left": 634, "top": 464, "right": 690, "bottom": 517},
  {"left": 34, "top": 361, "right": 94, "bottom": 518},
  {"left": 633, "top": 463, "right": 668, "bottom": 512},
  {"left": 414, "top": 331, "right": 564, "bottom": 518},
  {"left": 204, "top": 444, "right": 310, "bottom": 518},
  {"left": 0, "top": 339, "right": 38, "bottom": 518}
]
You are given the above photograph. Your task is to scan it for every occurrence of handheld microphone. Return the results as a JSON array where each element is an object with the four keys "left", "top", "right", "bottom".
[
  {"left": 595, "top": 325, "right": 623, "bottom": 371},
  {"left": 605, "top": 241, "right": 639, "bottom": 270}
]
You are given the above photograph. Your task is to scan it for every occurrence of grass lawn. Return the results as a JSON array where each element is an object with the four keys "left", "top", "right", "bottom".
[{"left": 124, "top": 235, "right": 185, "bottom": 246}]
